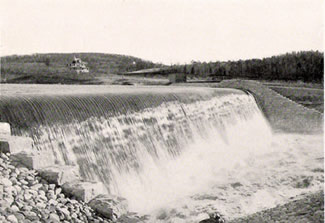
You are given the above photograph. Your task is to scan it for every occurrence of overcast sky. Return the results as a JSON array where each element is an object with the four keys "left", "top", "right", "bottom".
[{"left": 0, "top": 0, "right": 323, "bottom": 64}]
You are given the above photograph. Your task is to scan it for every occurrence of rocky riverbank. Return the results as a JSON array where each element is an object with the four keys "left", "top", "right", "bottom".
[{"left": 0, "top": 152, "right": 112, "bottom": 223}]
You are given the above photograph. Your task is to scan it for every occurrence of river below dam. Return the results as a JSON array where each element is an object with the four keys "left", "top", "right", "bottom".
[{"left": 0, "top": 84, "right": 323, "bottom": 222}]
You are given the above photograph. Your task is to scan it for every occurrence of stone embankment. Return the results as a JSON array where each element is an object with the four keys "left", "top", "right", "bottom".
[{"left": 0, "top": 122, "right": 129, "bottom": 223}]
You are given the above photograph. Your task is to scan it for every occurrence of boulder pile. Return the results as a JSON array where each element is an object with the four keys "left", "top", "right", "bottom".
[
  {"left": 0, "top": 152, "right": 112, "bottom": 223},
  {"left": 0, "top": 121, "right": 136, "bottom": 222}
]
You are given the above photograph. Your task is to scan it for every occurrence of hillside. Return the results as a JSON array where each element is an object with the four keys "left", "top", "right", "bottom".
[{"left": 1, "top": 53, "right": 162, "bottom": 84}]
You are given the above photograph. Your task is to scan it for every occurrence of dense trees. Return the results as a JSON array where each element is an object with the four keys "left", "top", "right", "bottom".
[{"left": 173, "top": 51, "right": 324, "bottom": 82}]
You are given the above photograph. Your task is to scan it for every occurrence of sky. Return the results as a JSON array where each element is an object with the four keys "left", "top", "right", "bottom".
[{"left": 0, "top": 0, "right": 323, "bottom": 64}]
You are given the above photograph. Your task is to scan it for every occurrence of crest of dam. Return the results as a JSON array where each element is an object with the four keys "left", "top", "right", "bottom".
[{"left": 0, "top": 86, "right": 273, "bottom": 212}]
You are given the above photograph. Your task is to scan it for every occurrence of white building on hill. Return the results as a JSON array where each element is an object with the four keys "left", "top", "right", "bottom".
[{"left": 68, "top": 56, "right": 89, "bottom": 74}]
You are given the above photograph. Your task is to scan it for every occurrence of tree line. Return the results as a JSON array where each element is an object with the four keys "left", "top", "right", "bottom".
[{"left": 171, "top": 51, "right": 324, "bottom": 82}]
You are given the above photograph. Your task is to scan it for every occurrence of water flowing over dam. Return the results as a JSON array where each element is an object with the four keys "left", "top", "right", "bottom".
[{"left": 0, "top": 86, "right": 273, "bottom": 213}]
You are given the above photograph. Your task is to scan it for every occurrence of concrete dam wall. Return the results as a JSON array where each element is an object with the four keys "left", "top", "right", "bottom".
[{"left": 0, "top": 86, "right": 273, "bottom": 213}]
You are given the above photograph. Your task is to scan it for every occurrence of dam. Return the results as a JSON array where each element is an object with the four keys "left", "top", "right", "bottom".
[{"left": 0, "top": 84, "right": 274, "bottom": 215}]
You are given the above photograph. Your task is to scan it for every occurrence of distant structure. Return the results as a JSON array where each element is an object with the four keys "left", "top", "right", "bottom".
[
  {"left": 123, "top": 67, "right": 187, "bottom": 83},
  {"left": 68, "top": 56, "right": 89, "bottom": 74},
  {"left": 167, "top": 73, "right": 187, "bottom": 83}
]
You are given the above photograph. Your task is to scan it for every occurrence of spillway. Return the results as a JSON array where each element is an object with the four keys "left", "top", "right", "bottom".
[{"left": 0, "top": 85, "right": 273, "bottom": 213}]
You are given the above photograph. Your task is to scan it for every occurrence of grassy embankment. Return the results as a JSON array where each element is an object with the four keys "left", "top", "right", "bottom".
[
  {"left": 217, "top": 79, "right": 323, "bottom": 134},
  {"left": 267, "top": 86, "right": 323, "bottom": 113}
]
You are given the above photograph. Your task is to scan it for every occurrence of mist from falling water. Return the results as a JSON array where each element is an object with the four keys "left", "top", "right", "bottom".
[
  {"left": 0, "top": 90, "right": 273, "bottom": 214},
  {"left": 112, "top": 95, "right": 273, "bottom": 213}
]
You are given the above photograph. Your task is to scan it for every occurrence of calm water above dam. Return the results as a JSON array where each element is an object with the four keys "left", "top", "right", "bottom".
[{"left": 0, "top": 84, "right": 323, "bottom": 222}]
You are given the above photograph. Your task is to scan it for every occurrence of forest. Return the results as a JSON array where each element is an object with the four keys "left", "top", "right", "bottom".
[{"left": 173, "top": 51, "right": 323, "bottom": 82}]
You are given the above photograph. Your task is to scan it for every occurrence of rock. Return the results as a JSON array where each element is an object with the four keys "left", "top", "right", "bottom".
[
  {"left": 15, "top": 194, "right": 24, "bottom": 202},
  {"left": 4, "top": 196, "right": 14, "bottom": 205},
  {"left": 1, "top": 177, "right": 13, "bottom": 187},
  {"left": 10, "top": 171, "right": 18, "bottom": 177},
  {"left": 38, "top": 165, "right": 80, "bottom": 186},
  {"left": 24, "top": 193, "right": 32, "bottom": 201},
  {"left": 156, "top": 210, "right": 168, "bottom": 220},
  {"left": 71, "top": 212, "right": 78, "bottom": 219},
  {"left": 38, "top": 190, "right": 46, "bottom": 197},
  {"left": 36, "top": 202, "right": 46, "bottom": 209},
  {"left": 19, "top": 167, "right": 29, "bottom": 173},
  {"left": 57, "top": 197, "right": 67, "bottom": 205},
  {"left": 42, "top": 184, "right": 49, "bottom": 192},
  {"left": 25, "top": 210, "right": 37, "bottom": 217},
  {"left": 26, "top": 199, "right": 35, "bottom": 206},
  {"left": 199, "top": 212, "right": 225, "bottom": 223},
  {"left": 10, "top": 205, "right": 19, "bottom": 212},
  {"left": 7, "top": 214, "right": 18, "bottom": 223},
  {"left": 57, "top": 207, "right": 70, "bottom": 218},
  {"left": 30, "top": 183, "right": 43, "bottom": 191},
  {"left": 15, "top": 201, "right": 24, "bottom": 209},
  {"left": 9, "top": 177, "right": 18, "bottom": 185},
  {"left": 0, "top": 216, "right": 6, "bottom": 222},
  {"left": 48, "top": 184, "right": 56, "bottom": 191},
  {"left": 0, "top": 122, "right": 11, "bottom": 139},
  {"left": 48, "top": 199, "right": 58, "bottom": 206},
  {"left": 55, "top": 188, "right": 62, "bottom": 195},
  {"left": 7, "top": 164, "right": 15, "bottom": 170},
  {"left": 22, "top": 205, "right": 33, "bottom": 211},
  {"left": 47, "top": 190, "right": 56, "bottom": 200},
  {"left": 39, "top": 194, "right": 48, "bottom": 202},
  {"left": 26, "top": 175, "right": 34, "bottom": 182},
  {"left": 27, "top": 189, "right": 38, "bottom": 197},
  {"left": 57, "top": 207, "right": 70, "bottom": 215},
  {"left": 0, "top": 136, "right": 33, "bottom": 154},
  {"left": 1, "top": 153, "right": 10, "bottom": 160},
  {"left": 0, "top": 200, "right": 11, "bottom": 210},
  {"left": 14, "top": 169, "right": 20, "bottom": 175},
  {"left": 69, "top": 199, "right": 78, "bottom": 204},
  {"left": 62, "top": 181, "right": 106, "bottom": 202},
  {"left": 83, "top": 208, "right": 92, "bottom": 217},
  {"left": 0, "top": 184, "right": 3, "bottom": 199},
  {"left": 4, "top": 186, "right": 17, "bottom": 196},
  {"left": 13, "top": 212, "right": 25, "bottom": 222},
  {"left": 24, "top": 211, "right": 39, "bottom": 221},
  {"left": 19, "top": 179, "right": 28, "bottom": 185},
  {"left": 49, "top": 213, "right": 60, "bottom": 222},
  {"left": 88, "top": 194, "right": 128, "bottom": 220},
  {"left": 118, "top": 215, "right": 143, "bottom": 223},
  {"left": 11, "top": 151, "right": 54, "bottom": 170}
]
